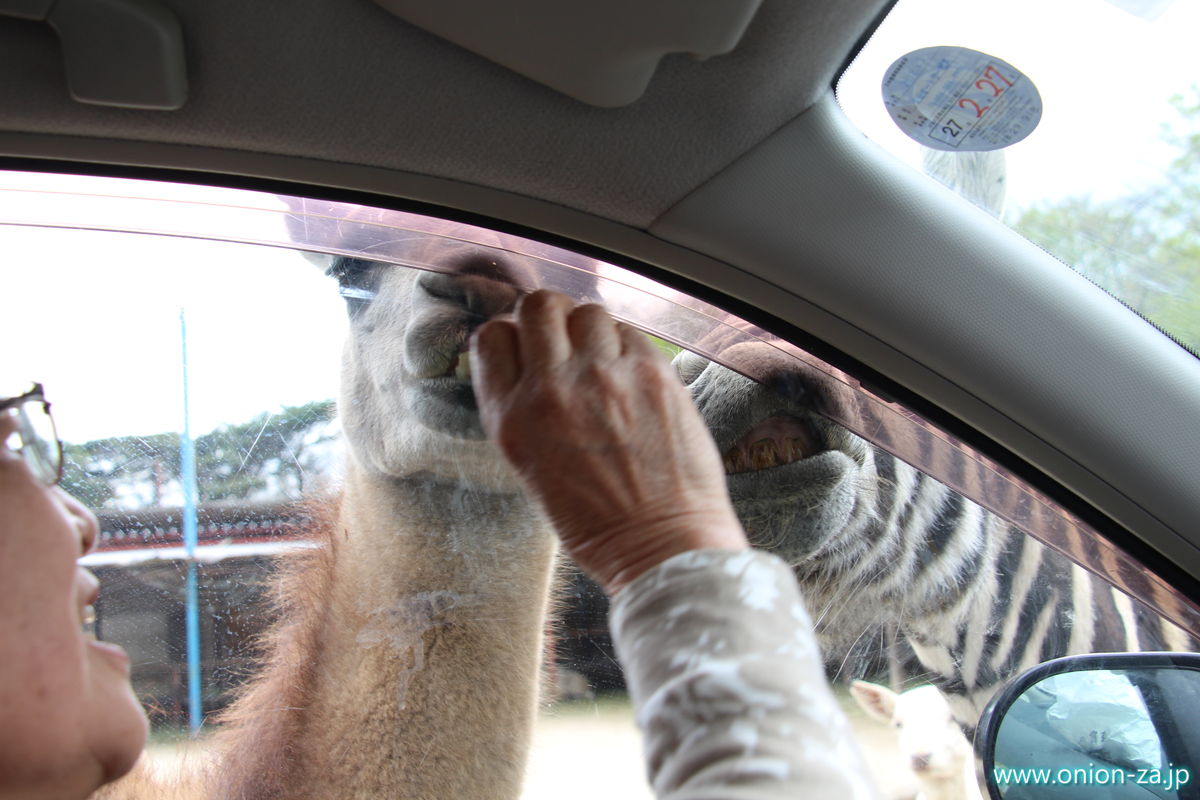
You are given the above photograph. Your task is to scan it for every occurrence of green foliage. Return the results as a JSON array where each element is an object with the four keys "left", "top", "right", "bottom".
[
  {"left": 1009, "top": 87, "right": 1200, "bottom": 353},
  {"left": 61, "top": 399, "right": 336, "bottom": 508},
  {"left": 62, "top": 432, "right": 180, "bottom": 508},
  {"left": 195, "top": 400, "right": 335, "bottom": 501},
  {"left": 646, "top": 334, "right": 683, "bottom": 358}
]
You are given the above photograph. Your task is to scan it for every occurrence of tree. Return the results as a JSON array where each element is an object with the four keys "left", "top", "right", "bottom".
[
  {"left": 62, "top": 432, "right": 181, "bottom": 508},
  {"left": 1009, "top": 87, "right": 1200, "bottom": 353},
  {"left": 61, "top": 399, "right": 336, "bottom": 509},
  {"left": 195, "top": 400, "right": 336, "bottom": 501}
]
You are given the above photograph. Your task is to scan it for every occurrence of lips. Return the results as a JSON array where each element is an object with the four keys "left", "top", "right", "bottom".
[
  {"left": 722, "top": 415, "right": 823, "bottom": 474},
  {"left": 88, "top": 638, "right": 131, "bottom": 673},
  {"left": 443, "top": 344, "right": 473, "bottom": 384},
  {"left": 78, "top": 576, "right": 131, "bottom": 672},
  {"left": 404, "top": 309, "right": 473, "bottom": 383},
  {"left": 78, "top": 569, "right": 99, "bottom": 639},
  {"left": 81, "top": 603, "right": 97, "bottom": 639}
]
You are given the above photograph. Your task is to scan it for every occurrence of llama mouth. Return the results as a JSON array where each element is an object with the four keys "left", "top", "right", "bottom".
[
  {"left": 411, "top": 339, "right": 472, "bottom": 384},
  {"left": 443, "top": 344, "right": 472, "bottom": 384},
  {"left": 722, "top": 415, "right": 823, "bottom": 475},
  {"left": 408, "top": 342, "right": 481, "bottom": 432}
]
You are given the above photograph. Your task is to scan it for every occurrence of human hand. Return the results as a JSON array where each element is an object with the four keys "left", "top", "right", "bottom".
[{"left": 470, "top": 290, "right": 748, "bottom": 595}]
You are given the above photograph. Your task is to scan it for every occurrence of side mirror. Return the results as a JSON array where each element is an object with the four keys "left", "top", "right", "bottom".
[{"left": 975, "top": 652, "right": 1200, "bottom": 799}]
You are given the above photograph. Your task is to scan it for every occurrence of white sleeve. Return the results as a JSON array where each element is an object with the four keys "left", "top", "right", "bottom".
[{"left": 609, "top": 548, "right": 881, "bottom": 800}]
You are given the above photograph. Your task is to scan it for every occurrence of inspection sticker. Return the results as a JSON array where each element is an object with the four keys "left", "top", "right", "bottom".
[{"left": 882, "top": 46, "right": 1041, "bottom": 152}]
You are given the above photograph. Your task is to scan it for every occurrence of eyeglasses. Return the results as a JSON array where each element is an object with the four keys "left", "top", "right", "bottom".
[{"left": 0, "top": 383, "right": 64, "bottom": 487}]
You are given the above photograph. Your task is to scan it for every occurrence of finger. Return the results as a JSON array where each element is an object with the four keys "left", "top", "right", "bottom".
[
  {"left": 471, "top": 318, "right": 521, "bottom": 402},
  {"left": 616, "top": 321, "right": 659, "bottom": 359},
  {"left": 514, "top": 290, "right": 573, "bottom": 370},
  {"left": 567, "top": 304, "right": 621, "bottom": 361}
]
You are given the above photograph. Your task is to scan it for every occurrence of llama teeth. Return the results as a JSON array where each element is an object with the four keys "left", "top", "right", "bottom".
[{"left": 455, "top": 349, "right": 472, "bottom": 382}]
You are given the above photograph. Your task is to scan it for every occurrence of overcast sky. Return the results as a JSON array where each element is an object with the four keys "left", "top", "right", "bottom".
[{"left": 0, "top": 224, "right": 347, "bottom": 443}]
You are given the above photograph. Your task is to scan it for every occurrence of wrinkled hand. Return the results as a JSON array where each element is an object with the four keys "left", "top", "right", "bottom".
[{"left": 470, "top": 290, "right": 747, "bottom": 595}]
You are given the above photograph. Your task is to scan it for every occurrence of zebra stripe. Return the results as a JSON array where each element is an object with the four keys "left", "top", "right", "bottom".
[
  {"left": 682, "top": 345, "right": 1199, "bottom": 731},
  {"left": 830, "top": 449, "right": 1197, "bottom": 727}
]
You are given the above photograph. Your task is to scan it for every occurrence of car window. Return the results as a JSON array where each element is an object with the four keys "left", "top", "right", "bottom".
[
  {"left": 2, "top": 172, "right": 1196, "bottom": 797},
  {"left": 836, "top": 0, "right": 1200, "bottom": 355}
]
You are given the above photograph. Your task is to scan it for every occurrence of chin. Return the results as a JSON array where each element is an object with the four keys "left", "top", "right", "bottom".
[{"left": 87, "top": 666, "right": 150, "bottom": 784}]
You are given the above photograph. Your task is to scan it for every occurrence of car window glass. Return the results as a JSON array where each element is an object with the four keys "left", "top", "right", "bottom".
[
  {"left": 836, "top": 0, "right": 1200, "bottom": 355},
  {"left": 2, "top": 172, "right": 1196, "bottom": 797}
]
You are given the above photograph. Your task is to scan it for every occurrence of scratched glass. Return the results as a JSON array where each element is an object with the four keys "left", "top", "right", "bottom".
[{"left": 1, "top": 172, "right": 1195, "bottom": 797}]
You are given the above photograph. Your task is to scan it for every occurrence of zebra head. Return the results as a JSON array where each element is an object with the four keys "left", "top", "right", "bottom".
[{"left": 675, "top": 343, "right": 880, "bottom": 569}]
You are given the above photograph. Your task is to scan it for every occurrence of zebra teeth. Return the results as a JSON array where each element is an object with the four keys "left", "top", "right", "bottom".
[
  {"left": 750, "top": 439, "right": 779, "bottom": 469},
  {"left": 723, "top": 416, "right": 823, "bottom": 474}
]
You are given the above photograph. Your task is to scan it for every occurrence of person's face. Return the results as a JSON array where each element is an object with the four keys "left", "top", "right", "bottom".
[{"left": 0, "top": 410, "right": 147, "bottom": 798}]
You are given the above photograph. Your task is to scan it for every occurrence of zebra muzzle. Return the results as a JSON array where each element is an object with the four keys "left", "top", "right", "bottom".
[{"left": 722, "top": 416, "right": 821, "bottom": 474}]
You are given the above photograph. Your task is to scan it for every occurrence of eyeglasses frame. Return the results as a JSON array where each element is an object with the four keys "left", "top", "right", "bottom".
[{"left": 0, "top": 383, "right": 64, "bottom": 487}]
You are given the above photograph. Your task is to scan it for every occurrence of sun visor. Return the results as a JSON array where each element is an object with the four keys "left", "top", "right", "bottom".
[{"left": 371, "top": 0, "right": 763, "bottom": 107}]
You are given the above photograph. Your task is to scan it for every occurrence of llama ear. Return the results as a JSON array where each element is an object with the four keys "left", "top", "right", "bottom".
[{"left": 850, "top": 679, "right": 897, "bottom": 724}]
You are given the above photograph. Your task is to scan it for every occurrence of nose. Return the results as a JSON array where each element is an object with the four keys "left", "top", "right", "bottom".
[
  {"left": 716, "top": 340, "right": 858, "bottom": 421},
  {"left": 56, "top": 487, "right": 100, "bottom": 555},
  {"left": 416, "top": 249, "right": 538, "bottom": 321},
  {"left": 910, "top": 753, "right": 932, "bottom": 771}
]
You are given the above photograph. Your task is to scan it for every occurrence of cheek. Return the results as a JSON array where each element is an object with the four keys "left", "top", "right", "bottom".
[{"left": 0, "top": 491, "right": 82, "bottom": 659}]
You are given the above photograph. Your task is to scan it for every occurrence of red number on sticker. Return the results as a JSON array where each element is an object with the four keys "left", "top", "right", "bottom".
[
  {"left": 984, "top": 65, "right": 1014, "bottom": 87},
  {"left": 975, "top": 78, "right": 1003, "bottom": 97},
  {"left": 959, "top": 98, "right": 990, "bottom": 118}
]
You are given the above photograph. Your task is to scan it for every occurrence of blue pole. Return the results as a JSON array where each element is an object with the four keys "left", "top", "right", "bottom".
[{"left": 180, "top": 309, "right": 203, "bottom": 735}]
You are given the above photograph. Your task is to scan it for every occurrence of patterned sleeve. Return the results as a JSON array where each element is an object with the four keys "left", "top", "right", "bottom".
[{"left": 609, "top": 548, "right": 880, "bottom": 800}]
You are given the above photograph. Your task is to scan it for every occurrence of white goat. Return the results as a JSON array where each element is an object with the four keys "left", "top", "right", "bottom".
[{"left": 850, "top": 681, "right": 982, "bottom": 800}]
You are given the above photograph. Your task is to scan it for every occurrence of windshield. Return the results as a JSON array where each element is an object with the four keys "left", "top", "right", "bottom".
[{"left": 837, "top": 0, "right": 1200, "bottom": 354}]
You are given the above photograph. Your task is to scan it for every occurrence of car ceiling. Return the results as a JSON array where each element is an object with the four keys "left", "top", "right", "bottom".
[
  {"left": 2, "top": 0, "right": 1199, "bottom": 602},
  {"left": 0, "top": 0, "right": 887, "bottom": 227}
]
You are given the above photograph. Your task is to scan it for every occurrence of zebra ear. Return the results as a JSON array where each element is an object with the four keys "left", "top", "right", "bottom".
[{"left": 850, "top": 679, "right": 897, "bottom": 724}]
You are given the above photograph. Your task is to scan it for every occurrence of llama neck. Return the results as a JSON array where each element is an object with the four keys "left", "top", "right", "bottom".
[{"left": 215, "top": 466, "right": 557, "bottom": 800}]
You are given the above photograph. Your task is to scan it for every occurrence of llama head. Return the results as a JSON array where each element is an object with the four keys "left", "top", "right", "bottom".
[
  {"left": 331, "top": 239, "right": 542, "bottom": 492},
  {"left": 850, "top": 681, "right": 974, "bottom": 784},
  {"left": 676, "top": 343, "right": 876, "bottom": 566}
]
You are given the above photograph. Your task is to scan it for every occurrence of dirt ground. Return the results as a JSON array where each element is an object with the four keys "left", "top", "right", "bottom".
[
  {"left": 144, "top": 693, "right": 919, "bottom": 799},
  {"left": 521, "top": 693, "right": 919, "bottom": 800}
]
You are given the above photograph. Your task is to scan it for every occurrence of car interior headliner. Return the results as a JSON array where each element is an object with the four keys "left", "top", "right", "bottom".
[{"left": 0, "top": 0, "right": 889, "bottom": 227}]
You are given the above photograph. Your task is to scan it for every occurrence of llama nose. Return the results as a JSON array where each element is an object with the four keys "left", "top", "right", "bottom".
[
  {"left": 417, "top": 250, "right": 537, "bottom": 320},
  {"left": 910, "top": 753, "right": 932, "bottom": 771}
]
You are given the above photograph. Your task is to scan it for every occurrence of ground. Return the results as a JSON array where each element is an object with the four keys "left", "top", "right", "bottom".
[{"left": 143, "top": 692, "right": 920, "bottom": 799}]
